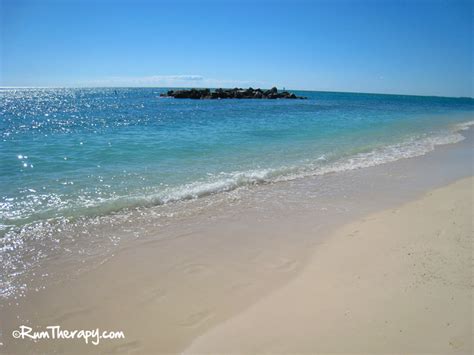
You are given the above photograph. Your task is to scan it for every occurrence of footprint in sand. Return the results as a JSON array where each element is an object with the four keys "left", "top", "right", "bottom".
[
  {"left": 264, "top": 257, "right": 299, "bottom": 272},
  {"left": 251, "top": 252, "right": 299, "bottom": 272},
  {"left": 448, "top": 336, "right": 464, "bottom": 350},
  {"left": 110, "top": 340, "right": 141, "bottom": 353},
  {"left": 139, "top": 287, "right": 167, "bottom": 305},
  {"left": 348, "top": 230, "right": 359, "bottom": 237},
  {"left": 177, "top": 262, "right": 213, "bottom": 276},
  {"left": 228, "top": 280, "right": 254, "bottom": 291},
  {"left": 178, "top": 309, "right": 213, "bottom": 327},
  {"left": 49, "top": 306, "right": 95, "bottom": 324}
]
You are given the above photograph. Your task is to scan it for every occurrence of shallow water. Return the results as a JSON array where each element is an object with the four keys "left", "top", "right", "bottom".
[
  {"left": 1, "top": 88, "right": 473, "bottom": 298},
  {"left": 1, "top": 88, "right": 473, "bottom": 228}
]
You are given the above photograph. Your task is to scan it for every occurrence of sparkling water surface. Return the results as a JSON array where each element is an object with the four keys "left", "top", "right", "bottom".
[
  {"left": 1, "top": 88, "right": 473, "bottom": 231},
  {"left": 1, "top": 87, "right": 473, "bottom": 298}
]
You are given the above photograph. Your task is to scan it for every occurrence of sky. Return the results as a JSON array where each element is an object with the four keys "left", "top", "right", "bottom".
[{"left": 0, "top": 0, "right": 472, "bottom": 97}]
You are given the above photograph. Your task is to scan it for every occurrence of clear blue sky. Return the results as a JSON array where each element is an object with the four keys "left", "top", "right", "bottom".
[{"left": 1, "top": 0, "right": 472, "bottom": 97}]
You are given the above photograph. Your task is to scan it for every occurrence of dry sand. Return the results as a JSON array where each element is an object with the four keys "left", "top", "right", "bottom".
[{"left": 185, "top": 177, "right": 473, "bottom": 354}]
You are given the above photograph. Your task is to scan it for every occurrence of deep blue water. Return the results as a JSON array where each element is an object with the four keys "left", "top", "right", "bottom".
[{"left": 1, "top": 88, "right": 473, "bottom": 233}]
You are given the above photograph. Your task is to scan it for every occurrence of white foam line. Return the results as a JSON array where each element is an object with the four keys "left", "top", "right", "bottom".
[{"left": 127, "top": 121, "right": 472, "bottom": 205}]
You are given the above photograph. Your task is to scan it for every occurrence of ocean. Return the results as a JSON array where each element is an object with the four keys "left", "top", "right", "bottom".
[{"left": 1, "top": 87, "right": 473, "bottom": 298}]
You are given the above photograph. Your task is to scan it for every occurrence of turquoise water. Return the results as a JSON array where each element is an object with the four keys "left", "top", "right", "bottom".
[
  {"left": 1, "top": 87, "right": 473, "bottom": 298},
  {"left": 1, "top": 88, "right": 473, "bottom": 233}
]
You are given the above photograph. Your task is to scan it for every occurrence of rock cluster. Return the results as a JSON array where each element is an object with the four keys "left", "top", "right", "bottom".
[{"left": 160, "top": 87, "right": 306, "bottom": 100}]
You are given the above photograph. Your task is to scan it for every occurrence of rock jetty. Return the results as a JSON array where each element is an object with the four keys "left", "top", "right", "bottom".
[{"left": 160, "top": 87, "right": 306, "bottom": 100}]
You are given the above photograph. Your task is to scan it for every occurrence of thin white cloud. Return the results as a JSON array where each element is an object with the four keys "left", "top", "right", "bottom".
[
  {"left": 81, "top": 75, "right": 266, "bottom": 88},
  {"left": 133, "top": 74, "right": 205, "bottom": 83}
]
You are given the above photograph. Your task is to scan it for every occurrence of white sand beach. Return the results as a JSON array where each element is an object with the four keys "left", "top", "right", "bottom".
[
  {"left": 186, "top": 177, "right": 473, "bottom": 354},
  {"left": 2, "top": 1, "right": 474, "bottom": 353}
]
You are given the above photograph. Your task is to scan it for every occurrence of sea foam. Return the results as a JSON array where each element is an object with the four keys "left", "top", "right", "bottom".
[{"left": 112, "top": 121, "right": 472, "bottom": 208}]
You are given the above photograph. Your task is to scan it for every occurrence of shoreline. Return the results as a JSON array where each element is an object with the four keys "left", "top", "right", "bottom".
[
  {"left": 185, "top": 177, "right": 473, "bottom": 354},
  {"left": 2, "top": 118, "right": 473, "bottom": 301},
  {"left": 1, "top": 126, "right": 473, "bottom": 353},
  {"left": 3, "top": 117, "right": 472, "bottom": 231}
]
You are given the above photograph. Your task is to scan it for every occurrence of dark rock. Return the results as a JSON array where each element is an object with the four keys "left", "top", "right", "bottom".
[{"left": 160, "top": 87, "right": 307, "bottom": 100}]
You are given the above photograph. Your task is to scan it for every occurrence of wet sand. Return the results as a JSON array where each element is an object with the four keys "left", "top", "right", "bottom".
[{"left": 1, "top": 129, "right": 473, "bottom": 354}]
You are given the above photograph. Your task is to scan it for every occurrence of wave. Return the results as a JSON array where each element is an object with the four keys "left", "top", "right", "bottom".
[
  {"left": 1, "top": 120, "right": 472, "bottom": 299},
  {"left": 57, "top": 120, "right": 474, "bottom": 214},
  {"left": 126, "top": 120, "right": 472, "bottom": 205},
  {"left": 2, "top": 121, "right": 472, "bottom": 231},
  {"left": 455, "top": 120, "right": 474, "bottom": 131}
]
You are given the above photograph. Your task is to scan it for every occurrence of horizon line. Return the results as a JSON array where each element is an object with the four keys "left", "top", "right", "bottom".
[{"left": 0, "top": 86, "right": 472, "bottom": 100}]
